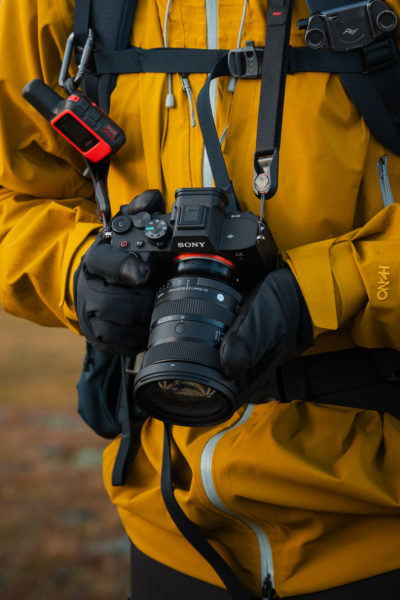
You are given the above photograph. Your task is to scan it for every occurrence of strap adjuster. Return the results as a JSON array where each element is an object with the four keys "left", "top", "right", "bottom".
[
  {"left": 228, "top": 41, "right": 263, "bottom": 78},
  {"left": 362, "top": 38, "right": 397, "bottom": 73}
]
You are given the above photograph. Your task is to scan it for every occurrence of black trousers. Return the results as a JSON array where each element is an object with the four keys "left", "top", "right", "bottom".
[{"left": 130, "top": 541, "right": 400, "bottom": 600}]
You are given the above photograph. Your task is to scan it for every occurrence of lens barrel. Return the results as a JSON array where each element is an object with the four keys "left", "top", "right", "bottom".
[{"left": 134, "top": 256, "right": 242, "bottom": 426}]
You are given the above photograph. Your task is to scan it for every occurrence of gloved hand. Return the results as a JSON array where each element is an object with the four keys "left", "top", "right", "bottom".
[
  {"left": 220, "top": 267, "right": 314, "bottom": 397},
  {"left": 73, "top": 189, "right": 165, "bottom": 356}
]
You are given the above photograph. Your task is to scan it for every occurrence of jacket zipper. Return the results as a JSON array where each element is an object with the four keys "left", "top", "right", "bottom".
[
  {"left": 200, "top": 404, "right": 275, "bottom": 599},
  {"left": 181, "top": 74, "right": 196, "bottom": 127},
  {"left": 377, "top": 155, "right": 395, "bottom": 207}
]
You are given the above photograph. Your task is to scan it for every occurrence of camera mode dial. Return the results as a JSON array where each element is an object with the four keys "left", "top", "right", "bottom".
[{"left": 144, "top": 218, "right": 171, "bottom": 246}]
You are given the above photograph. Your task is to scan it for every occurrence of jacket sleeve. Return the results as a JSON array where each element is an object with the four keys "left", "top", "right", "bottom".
[
  {"left": 283, "top": 201, "right": 400, "bottom": 350},
  {"left": 0, "top": 0, "right": 101, "bottom": 332},
  {"left": 282, "top": 0, "right": 400, "bottom": 352}
]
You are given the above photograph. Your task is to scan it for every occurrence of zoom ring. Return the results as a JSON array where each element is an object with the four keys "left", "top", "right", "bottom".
[{"left": 151, "top": 297, "right": 237, "bottom": 327}]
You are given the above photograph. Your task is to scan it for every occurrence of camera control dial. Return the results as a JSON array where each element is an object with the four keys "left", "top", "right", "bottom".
[{"left": 144, "top": 218, "right": 171, "bottom": 246}]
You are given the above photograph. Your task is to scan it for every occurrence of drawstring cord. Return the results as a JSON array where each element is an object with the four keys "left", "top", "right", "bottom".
[
  {"left": 164, "top": 0, "right": 248, "bottom": 127},
  {"left": 228, "top": 0, "right": 248, "bottom": 92},
  {"left": 163, "top": 0, "right": 195, "bottom": 125}
]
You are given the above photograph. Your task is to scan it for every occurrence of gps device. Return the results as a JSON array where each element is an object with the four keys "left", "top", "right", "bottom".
[{"left": 22, "top": 79, "right": 125, "bottom": 162}]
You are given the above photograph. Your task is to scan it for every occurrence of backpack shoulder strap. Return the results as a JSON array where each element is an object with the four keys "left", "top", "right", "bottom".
[{"left": 73, "top": 0, "right": 139, "bottom": 110}]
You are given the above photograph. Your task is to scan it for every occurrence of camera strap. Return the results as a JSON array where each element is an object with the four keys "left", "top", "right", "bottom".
[
  {"left": 157, "top": 6, "right": 294, "bottom": 599},
  {"left": 161, "top": 424, "right": 257, "bottom": 600},
  {"left": 253, "top": 0, "right": 294, "bottom": 203},
  {"left": 196, "top": 0, "right": 293, "bottom": 214}
]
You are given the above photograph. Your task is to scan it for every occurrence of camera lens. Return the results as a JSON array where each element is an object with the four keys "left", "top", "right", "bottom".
[{"left": 134, "top": 255, "right": 242, "bottom": 426}]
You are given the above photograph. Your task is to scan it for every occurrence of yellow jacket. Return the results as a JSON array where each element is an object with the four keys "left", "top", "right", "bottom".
[{"left": 1, "top": 0, "right": 400, "bottom": 597}]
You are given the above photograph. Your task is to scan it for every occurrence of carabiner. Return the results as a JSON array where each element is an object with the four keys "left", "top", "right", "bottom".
[{"left": 58, "top": 29, "right": 94, "bottom": 93}]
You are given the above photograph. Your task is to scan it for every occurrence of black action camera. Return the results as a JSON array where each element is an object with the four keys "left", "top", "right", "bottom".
[
  {"left": 298, "top": 0, "right": 397, "bottom": 51},
  {"left": 110, "top": 187, "right": 276, "bottom": 426},
  {"left": 22, "top": 79, "right": 125, "bottom": 162}
]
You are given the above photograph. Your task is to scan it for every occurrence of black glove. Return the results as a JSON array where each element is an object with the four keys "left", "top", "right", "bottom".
[
  {"left": 220, "top": 267, "right": 314, "bottom": 397},
  {"left": 73, "top": 189, "right": 165, "bottom": 356}
]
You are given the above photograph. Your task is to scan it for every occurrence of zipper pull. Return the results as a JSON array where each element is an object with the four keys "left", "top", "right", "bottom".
[
  {"left": 181, "top": 74, "right": 196, "bottom": 127},
  {"left": 262, "top": 574, "right": 275, "bottom": 600},
  {"left": 377, "top": 155, "right": 395, "bottom": 207}
]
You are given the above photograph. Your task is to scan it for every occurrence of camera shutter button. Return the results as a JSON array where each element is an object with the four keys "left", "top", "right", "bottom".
[{"left": 132, "top": 211, "right": 151, "bottom": 229}]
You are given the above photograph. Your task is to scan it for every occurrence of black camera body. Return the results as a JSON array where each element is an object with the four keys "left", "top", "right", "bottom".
[
  {"left": 299, "top": 0, "right": 397, "bottom": 51},
  {"left": 110, "top": 187, "right": 276, "bottom": 290},
  {"left": 110, "top": 187, "right": 276, "bottom": 427}
]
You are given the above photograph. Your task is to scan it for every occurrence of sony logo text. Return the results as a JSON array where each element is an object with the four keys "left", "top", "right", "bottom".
[{"left": 177, "top": 241, "right": 207, "bottom": 248}]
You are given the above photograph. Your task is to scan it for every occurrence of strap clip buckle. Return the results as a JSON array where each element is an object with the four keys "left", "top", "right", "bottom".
[
  {"left": 362, "top": 38, "right": 397, "bottom": 73},
  {"left": 253, "top": 151, "right": 278, "bottom": 199},
  {"left": 228, "top": 41, "right": 263, "bottom": 78}
]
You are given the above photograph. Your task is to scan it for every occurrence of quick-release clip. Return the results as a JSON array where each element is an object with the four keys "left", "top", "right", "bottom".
[
  {"left": 298, "top": 0, "right": 397, "bottom": 52},
  {"left": 253, "top": 150, "right": 279, "bottom": 240}
]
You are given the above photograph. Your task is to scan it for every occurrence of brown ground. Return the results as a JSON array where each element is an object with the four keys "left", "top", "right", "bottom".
[{"left": 0, "top": 308, "right": 130, "bottom": 600}]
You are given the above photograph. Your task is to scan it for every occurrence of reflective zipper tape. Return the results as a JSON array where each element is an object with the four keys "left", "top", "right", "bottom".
[
  {"left": 200, "top": 404, "right": 275, "bottom": 594},
  {"left": 202, "top": 0, "right": 219, "bottom": 186}
]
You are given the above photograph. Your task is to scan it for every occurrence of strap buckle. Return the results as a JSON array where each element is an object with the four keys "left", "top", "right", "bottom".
[
  {"left": 59, "top": 29, "right": 94, "bottom": 92},
  {"left": 362, "top": 38, "right": 397, "bottom": 73},
  {"left": 228, "top": 41, "right": 263, "bottom": 78}
]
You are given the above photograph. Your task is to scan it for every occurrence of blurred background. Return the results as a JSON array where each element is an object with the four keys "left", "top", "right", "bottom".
[{"left": 0, "top": 307, "right": 130, "bottom": 600}]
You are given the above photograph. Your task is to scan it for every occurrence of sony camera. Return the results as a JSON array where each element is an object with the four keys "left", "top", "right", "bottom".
[{"left": 109, "top": 187, "right": 276, "bottom": 426}]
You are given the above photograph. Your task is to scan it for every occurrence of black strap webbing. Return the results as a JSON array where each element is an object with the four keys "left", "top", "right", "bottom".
[
  {"left": 74, "top": 1, "right": 140, "bottom": 483},
  {"left": 112, "top": 357, "right": 134, "bottom": 486},
  {"left": 287, "top": 45, "right": 383, "bottom": 73},
  {"left": 73, "top": 0, "right": 140, "bottom": 223},
  {"left": 91, "top": 42, "right": 398, "bottom": 77},
  {"left": 196, "top": 57, "right": 239, "bottom": 212},
  {"left": 74, "top": 0, "right": 139, "bottom": 109},
  {"left": 251, "top": 0, "right": 293, "bottom": 200},
  {"left": 255, "top": 0, "right": 293, "bottom": 167},
  {"left": 94, "top": 47, "right": 229, "bottom": 74},
  {"left": 161, "top": 424, "right": 252, "bottom": 600}
]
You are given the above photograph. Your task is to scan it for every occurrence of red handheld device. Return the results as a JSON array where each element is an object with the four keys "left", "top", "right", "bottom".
[{"left": 22, "top": 79, "right": 126, "bottom": 163}]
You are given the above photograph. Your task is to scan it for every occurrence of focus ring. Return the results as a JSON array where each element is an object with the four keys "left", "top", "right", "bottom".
[{"left": 143, "top": 341, "right": 220, "bottom": 369}]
